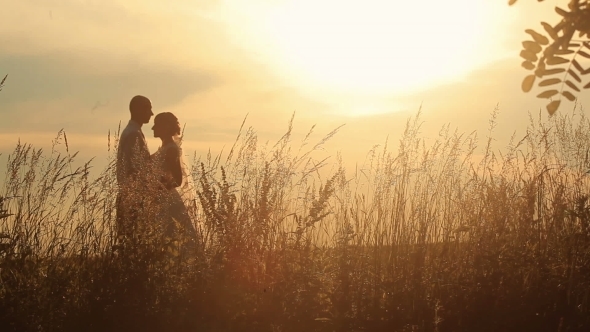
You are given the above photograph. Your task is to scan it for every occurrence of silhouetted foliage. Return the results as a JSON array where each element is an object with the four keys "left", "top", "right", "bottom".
[
  {"left": 511, "top": 0, "right": 590, "bottom": 114},
  {"left": 2, "top": 110, "right": 590, "bottom": 331}
]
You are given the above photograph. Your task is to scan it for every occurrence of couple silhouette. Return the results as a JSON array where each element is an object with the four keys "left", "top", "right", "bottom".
[{"left": 115, "top": 95, "right": 197, "bottom": 258}]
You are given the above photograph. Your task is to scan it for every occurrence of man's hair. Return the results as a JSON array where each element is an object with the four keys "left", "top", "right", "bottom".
[
  {"left": 129, "top": 95, "right": 150, "bottom": 113},
  {"left": 155, "top": 112, "right": 181, "bottom": 136}
]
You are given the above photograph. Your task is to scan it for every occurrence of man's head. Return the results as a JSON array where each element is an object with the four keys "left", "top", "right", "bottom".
[{"left": 129, "top": 95, "right": 153, "bottom": 124}]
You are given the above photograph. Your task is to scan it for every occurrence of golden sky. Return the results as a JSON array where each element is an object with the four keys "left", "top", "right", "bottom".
[{"left": 1, "top": 0, "right": 588, "bottom": 173}]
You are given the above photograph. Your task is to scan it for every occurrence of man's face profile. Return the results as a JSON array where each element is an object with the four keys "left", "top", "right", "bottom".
[
  {"left": 137, "top": 100, "right": 154, "bottom": 124},
  {"left": 131, "top": 96, "right": 154, "bottom": 124}
]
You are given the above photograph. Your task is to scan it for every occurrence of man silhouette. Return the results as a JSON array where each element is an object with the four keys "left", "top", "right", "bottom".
[{"left": 115, "top": 95, "right": 154, "bottom": 245}]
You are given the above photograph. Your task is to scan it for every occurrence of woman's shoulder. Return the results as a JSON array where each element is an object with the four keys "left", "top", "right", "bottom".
[
  {"left": 161, "top": 141, "right": 180, "bottom": 158},
  {"left": 162, "top": 141, "right": 180, "bottom": 151}
]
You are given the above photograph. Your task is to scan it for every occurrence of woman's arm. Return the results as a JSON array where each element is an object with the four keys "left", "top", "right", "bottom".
[{"left": 163, "top": 146, "right": 183, "bottom": 189}]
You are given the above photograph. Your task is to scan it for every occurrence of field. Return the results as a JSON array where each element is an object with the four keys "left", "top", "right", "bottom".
[{"left": 1, "top": 109, "right": 589, "bottom": 332}]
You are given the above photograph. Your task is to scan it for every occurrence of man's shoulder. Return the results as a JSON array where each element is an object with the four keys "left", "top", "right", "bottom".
[
  {"left": 121, "top": 122, "right": 143, "bottom": 139},
  {"left": 123, "top": 127, "right": 142, "bottom": 137},
  {"left": 118, "top": 128, "right": 145, "bottom": 152},
  {"left": 123, "top": 120, "right": 142, "bottom": 133}
]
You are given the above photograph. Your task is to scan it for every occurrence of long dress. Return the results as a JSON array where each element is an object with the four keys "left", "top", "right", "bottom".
[{"left": 151, "top": 141, "right": 198, "bottom": 261}]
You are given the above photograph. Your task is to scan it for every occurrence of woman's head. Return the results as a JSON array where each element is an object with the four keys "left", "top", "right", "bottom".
[{"left": 152, "top": 112, "right": 181, "bottom": 138}]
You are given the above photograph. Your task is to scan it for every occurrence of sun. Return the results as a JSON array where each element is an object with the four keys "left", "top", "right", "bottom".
[{"left": 218, "top": 0, "right": 502, "bottom": 115}]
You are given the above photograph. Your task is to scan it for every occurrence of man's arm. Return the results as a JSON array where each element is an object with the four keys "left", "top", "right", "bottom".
[{"left": 118, "top": 132, "right": 148, "bottom": 184}]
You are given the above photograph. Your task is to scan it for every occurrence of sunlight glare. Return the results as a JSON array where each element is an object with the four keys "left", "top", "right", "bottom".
[{"left": 219, "top": 0, "right": 503, "bottom": 115}]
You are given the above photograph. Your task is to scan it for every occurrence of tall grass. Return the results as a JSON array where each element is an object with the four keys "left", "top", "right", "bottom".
[{"left": 1, "top": 108, "right": 589, "bottom": 332}]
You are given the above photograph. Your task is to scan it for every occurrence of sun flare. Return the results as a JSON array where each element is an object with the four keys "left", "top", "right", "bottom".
[{"left": 219, "top": 0, "right": 503, "bottom": 115}]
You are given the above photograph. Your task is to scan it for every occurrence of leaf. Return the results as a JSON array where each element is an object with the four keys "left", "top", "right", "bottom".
[
  {"left": 568, "top": 69, "right": 581, "bottom": 82},
  {"left": 520, "top": 50, "right": 538, "bottom": 62},
  {"left": 577, "top": 51, "right": 590, "bottom": 59},
  {"left": 560, "top": 28, "right": 575, "bottom": 49},
  {"left": 535, "top": 61, "right": 547, "bottom": 77},
  {"left": 572, "top": 59, "right": 584, "bottom": 72},
  {"left": 525, "top": 29, "right": 549, "bottom": 45},
  {"left": 542, "top": 68, "right": 566, "bottom": 75},
  {"left": 522, "top": 40, "right": 542, "bottom": 53},
  {"left": 565, "top": 80, "right": 580, "bottom": 92},
  {"left": 555, "top": 6, "right": 569, "bottom": 17},
  {"left": 584, "top": 82, "right": 590, "bottom": 89},
  {"left": 555, "top": 49, "right": 575, "bottom": 55},
  {"left": 522, "top": 61, "right": 535, "bottom": 70},
  {"left": 537, "top": 90, "right": 559, "bottom": 98},
  {"left": 554, "top": 21, "right": 566, "bottom": 34},
  {"left": 568, "top": 1, "right": 576, "bottom": 10},
  {"left": 562, "top": 91, "right": 576, "bottom": 101},
  {"left": 538, "top": 78, "right": 561, "bottom": 86},
  {"left": 543, "top": 44, "right": 558, "bottom": 58},
  {"left": 522, "top": 75, "right": 536, "bottom": 92},
  {"left": 508, "top": 0, "right": 517, "bottom": 5},
  {"left": 547, "top": 100, "right": 561, "bottom": 115},
  {"left": 541, "top": 22, "right": 559, "bottom": 40},
  {"left": 546, "top": 56, "right": 569, "bottom": 65}
]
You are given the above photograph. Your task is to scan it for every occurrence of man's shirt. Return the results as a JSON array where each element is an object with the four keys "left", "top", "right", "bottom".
[{"left": 116, "top": 119, "right": 151, "bottom": 187}]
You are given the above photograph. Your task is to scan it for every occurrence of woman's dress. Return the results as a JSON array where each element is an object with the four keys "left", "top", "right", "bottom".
[{"left": 151, "top": 141, "right": 197, "bottom": 260}]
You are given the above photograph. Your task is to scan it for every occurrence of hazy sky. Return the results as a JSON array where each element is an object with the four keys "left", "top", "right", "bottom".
[{"left": 1, "top": 0, "right": 589, "bottom": 174}]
